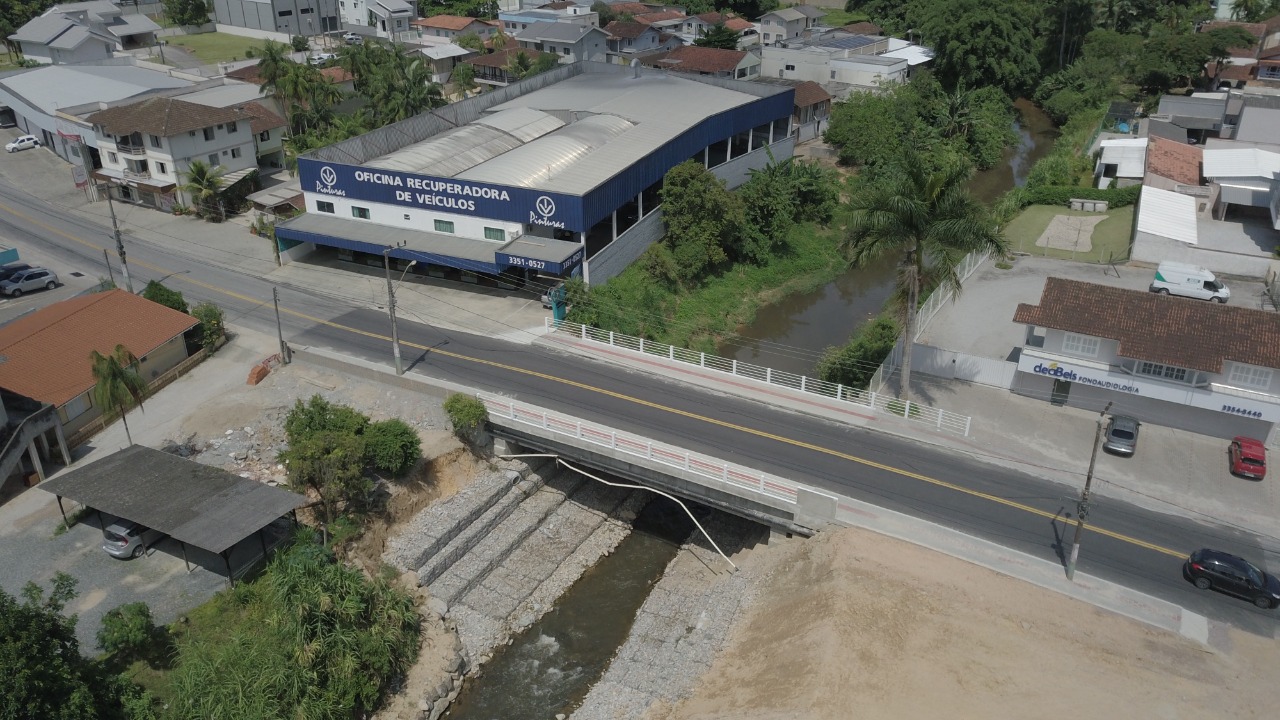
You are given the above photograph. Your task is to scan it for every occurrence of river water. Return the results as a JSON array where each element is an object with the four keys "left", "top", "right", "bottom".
[
  {"left": 721, "top": 99, "right": 1059, "bottom": 375},
  {"left": 444, "top": 497, "right": 694, "bottom": 720}
]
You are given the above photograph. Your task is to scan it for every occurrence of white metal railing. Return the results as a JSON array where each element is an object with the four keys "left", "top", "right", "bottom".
[
  {"left": 479, "top": 393, "right": 802, "bottom": 504},
  {"left": 544, "top": 319, "right": 972, "bottom": 436}
]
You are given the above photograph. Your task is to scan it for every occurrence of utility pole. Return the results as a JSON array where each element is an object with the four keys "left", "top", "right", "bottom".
[
  {"left": 383, "top": 245, "right": 415, "bottom": 375},
  {"left": 272, "top": 287, "right": 290, "bottom": 365},
  {"left": 103, "top": 188, "right": 134, "bottom": 293},
  {"left": 1066, "top": 400, "right": 1113, "bottom": 582},
  {"left": 102, "top": 248, "right": 115, "bottom": 287}
]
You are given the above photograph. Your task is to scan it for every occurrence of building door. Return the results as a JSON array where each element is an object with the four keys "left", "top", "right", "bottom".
[{"left": 1050, "top": 379, "right": 1071, "bottom": 406}]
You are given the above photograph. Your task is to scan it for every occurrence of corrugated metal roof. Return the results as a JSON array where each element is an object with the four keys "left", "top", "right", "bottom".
[
  {"left": 1136, "top": 185, "right": 1198, "bottom": 244},
  {"left": 1099, "top": 137, "right": 1148, "bottom": 178},
  {"left": 882, "top": 45, "right": 933, "bottom": 65},
  {"left": 107, "top": 13, "right": 161, "bottom": 36},
  {"left": 420, "top": 43, "right": 473, "bottom": 60},
  {"left": 48, "top": 24, "right": 95, "bottom": 49},
  {"left": 40, "top": 445, "right": 306, "bottom": 555},
  {"left": 1202, "top": 147, "right": 1280, "bottom": 179},
  {"left": 367, "top": 107, "right": 565, "bottom": 176},
  {"left": 1157, "top": 95, "right": 1226, "bottom": 120},
  {"left": 0, "top": 65, "right": 190, "bottom": 115},
  {"left": 460, "top": 113, "right": 634, "bottom": 187}
]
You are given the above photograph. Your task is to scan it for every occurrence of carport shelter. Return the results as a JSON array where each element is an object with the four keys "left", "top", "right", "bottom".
[{"left": 40, "top": 445, "right": 307, "bottom": 584}]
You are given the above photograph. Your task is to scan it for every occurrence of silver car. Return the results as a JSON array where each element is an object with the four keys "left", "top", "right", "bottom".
[
  {"left": 5, "top": 134, "right": 40, "bottom": 152},
  {"left": 102, "top": 520, "right": 155, "bottom": 559},
  {"left": 1102, "top": 415, "right": 1140, "bottom": 456},
  {"left": 0, "top": 266, "right": 57, "bottom": 296}
]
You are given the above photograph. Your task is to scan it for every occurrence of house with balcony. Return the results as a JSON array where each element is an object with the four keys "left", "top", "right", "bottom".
[
  {"left": 85, "top": 96, "right": 260, "bottom": 210},
  {"left": 639, "top": 45, "right": 759, "bottom": 79},
  {"left": 757, "top": 4, "right": 824, "bottom": 45},
  {"left": 371, "top": 0, "right": 417, "bottom": 40},
  {"left": 8, "top": 0, "right": 161, "bottom": 65},
  {"left": 1013, "top": 276, "right": 1280, "bottom": 443},
  {"left": 499, "top": 7, "right": 598, "bottom": 34},
  {"left": 604, "top": 20, "right": 665, "bottom": 62},
  {"left": 463, "top": 46, "right": 552, "bottom": 86},
  {"left": 515, "top": 21, "right": 608, "bottom": 62},
  {"left": 676, "top": 12, "right": 757, "bottom": 48}
]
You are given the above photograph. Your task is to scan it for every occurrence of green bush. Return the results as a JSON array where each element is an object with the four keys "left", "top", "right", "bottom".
[
  {"left": 443, "top": 393, "right": 487, "bottom": 438},
  {"left": 999, "top": 184, "right": 1141, "bottom": 218},
  {"left": 190, "top": 302, "right": 225, "bottom": 350},
  {"left": 364, "top": 419, "right": 421, "bottom": 476},
  {"left": 97, "top": 602, "right": 156, "bottom": 657},
  {"left": 284, "top": 395, "right": 370, "bottom": 445},
  {"left": 816, "top": 313, "right": 900, "bottom": 390},
  {"left": 141, "top": 280, "right": 187, "bottom": 314},
  {"left": 290, "top": 35, "right": 308, "bottom": 51}
]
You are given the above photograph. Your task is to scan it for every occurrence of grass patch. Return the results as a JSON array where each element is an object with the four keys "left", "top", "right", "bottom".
[
  {"left": 808, "top": 9, "right": 869, "bottom": 26},
  {"left": 1004, "top": 204, "right": 1134, "bottom": 263},
  {"left": 165, "top": 32, "right": 266, "bottom": 64},
  {"left": 52, "top": 506, "right": 90, "bottom": 538}
]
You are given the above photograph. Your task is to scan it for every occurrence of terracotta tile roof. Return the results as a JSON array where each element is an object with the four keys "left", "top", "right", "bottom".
[
  {"left": 318, "top": 66, "right": 353, "bottom": 83},
  {"left": 1265, "top": 13, "right": 1280, "bottom": 33},
  {"left": 842, "top": 21, "right": 881, "bottom": 34},
  {"left": 605, "top": 20, "right": 652, "bottom": 38},
  {"left": 225, "top": 62, "right": 351, "bottom": 85},
  {"left": 723, "top": 17, "right": 754, "bottom": 31},
  {"left": 1208, "top": 60, "right": 1256, "bottom": 81},
  {"left": 87, "top": 97, "right": 243, "bottom": 137},
  {"left": 464, "top": 46, "right": 546, "bottom": 68},
  {"left": 1013, "top": 277, "right": 1280, "bottom": 373},
  {"left": 412, "top": 14, "right": 481, "bottom": 30},
  {"left": 235, "top": 100, "right": 285, "bottom": 133},
  {"left": 791, "top": 79, "right": 831, "bottom": 107},
  {"left": 0, "top": 289, "right": 198, "bottom": 408},
  {"left": 1260, "top": 44, "right": 1280, "bottom": 59},
  {"left": 1145, "top": 135, "right": 1202, "bottom": 185},
  {"left": 643, "top": 45, "right": 746, "bottom": 73},
  {"left": 635, "top": 10, "right": 684, "bottom": 23}
]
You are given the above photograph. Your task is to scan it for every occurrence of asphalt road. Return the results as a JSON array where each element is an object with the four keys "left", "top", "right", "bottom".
[{"left": 0, "top": 178, "right": 1276, "bottom": 638}]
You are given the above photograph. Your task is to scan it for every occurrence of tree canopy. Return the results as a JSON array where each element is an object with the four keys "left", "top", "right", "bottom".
[
  {"left": 909, "top": 0, "right": 1041, "bottom": 96},
  {"left": 694, "top": 23, "right": 741, "bottom": 49}
]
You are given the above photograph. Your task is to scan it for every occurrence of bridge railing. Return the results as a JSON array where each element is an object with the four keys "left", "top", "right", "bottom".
[
  {"left": 479, "top": 393, "right": 802, "bottom": 505},
  {"left": 544, "top": 319, "right": 972, "bottom": 437}
]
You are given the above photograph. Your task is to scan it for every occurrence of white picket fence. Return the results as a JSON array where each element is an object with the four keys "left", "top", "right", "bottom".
[
  {"left": 545, "top": 319, "right": 972, "bottom": 436},
  {"left": 480, "top": 393, "right": 805, "bottom": 505}
]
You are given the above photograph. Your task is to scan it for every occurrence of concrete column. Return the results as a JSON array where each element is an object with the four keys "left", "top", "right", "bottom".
[
  {"left": 54, "top": 424, "right": 72, "bottom": 467},
  {"left": 702, "top": 146, "right": 709, "bottom": 167},
  {"left": 35, "top": 432, "right": 50, "bottom": 460},
  {"left": 725, "top": 140, "right": 731, "bottom": 164},
  {"left": 27, "top": 441, "right": 44, "bottom": 482},
  {"left": 637, "top": 191, "right": 643, "bottom": 218},
  {"left": 611, "top": 210, "right": 617, "bottom": 241}
]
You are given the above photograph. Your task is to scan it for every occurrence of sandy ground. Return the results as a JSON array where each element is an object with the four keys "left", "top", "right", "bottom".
[
  {"left": 646, "top": 527, "right": 1279, "bottom": 720},
  {"left": 1036, "top": 214, "right": 1104, "bottom": 252}
]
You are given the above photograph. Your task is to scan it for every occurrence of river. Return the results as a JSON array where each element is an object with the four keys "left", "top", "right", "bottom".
[{"left": 720, "top": 99, "right": 1058, "bottom": 375}]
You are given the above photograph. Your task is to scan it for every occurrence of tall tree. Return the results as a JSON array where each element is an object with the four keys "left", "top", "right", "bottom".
[
  {"left": 179, "top": 159, "right": 226, "bottom": 220},
  {"left": 911, "top": 0, "right": 1041, "bottom": 96},
  {"left": 840, "top": 153, "right": 1007, "bottom": 405},
  {"left": 162, "top": 0, "right": 209, "bottom": 26},
  {"left": 88, "top": 345, "right": 147, "bottom": 447},
  {"left": 658, "top": 160, "right": 745, "bottom": 284},
  {"left": 451, "top": 61, "right": 477, "bottom": 96},
  {"left": 455, "top": 31, "right": 485, "bottom": 52},
  {"left": 694, "top": 23, "right": 740, "bottom": 49}
]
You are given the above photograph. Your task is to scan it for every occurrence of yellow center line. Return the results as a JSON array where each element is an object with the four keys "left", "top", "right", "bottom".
[{"left": 4, "top": 199, "right": 1186, "bottom": 560}]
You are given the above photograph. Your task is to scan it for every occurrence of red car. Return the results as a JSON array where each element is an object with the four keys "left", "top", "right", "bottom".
[{"left": 1228, "top": 436, "right": 1267, "bottom": 480}]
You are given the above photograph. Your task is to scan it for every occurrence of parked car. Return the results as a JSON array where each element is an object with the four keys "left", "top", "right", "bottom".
[
  {"left": 0, "top": 262, "right": 31, "bottom": 283},
  {"left": 0, "top": 266, "right": 56, "bottom": 297},
  {"left": 342, "top": 32, "right": 363, "bottom": 44},
  {"left": 1101, "top": 415, "right": 1140, "bottom": 456},
  {"left": 308, "top": 52, "right": 337, "bottom": 65},
  {"left": 1185, "top": 548, "right": 1280, "bottom": 609},
  {"left": 5, "top": 134, "right": 40, "bottom": 153},
  {"left": 1229, "top": 436, "right": 1267, "bottom": 480},
  {"left": 1149, "top": 261, "right": 1229, "bottom": 303},
  {"left": 102, "top": 520, "right": 159, "bottom": 559}
]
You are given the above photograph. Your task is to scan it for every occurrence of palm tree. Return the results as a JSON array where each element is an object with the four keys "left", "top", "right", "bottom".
[
  {"left": 504, "top": 50, "right": 532, "bottom": 81},
  {"left": 840, "top": 154, "right": 1008, "bottom": 405},
  {"left": 256, "top": 40, "right": 295, "bottom": 118},
  {"left": 89, "top": 345, "right": 147, "bottom": 447},
  {"left": 181, "top": 159, "right": 227, "bottom": 221}
]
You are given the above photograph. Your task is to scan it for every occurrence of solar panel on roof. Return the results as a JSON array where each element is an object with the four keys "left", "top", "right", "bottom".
[{"left": 817, "top": 34, "right": 876, "bottom": 50}]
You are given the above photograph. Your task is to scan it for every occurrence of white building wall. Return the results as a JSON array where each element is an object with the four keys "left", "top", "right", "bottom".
[
  {"left": 1132, "top": 230, "right": 1275, "bottom": 279},
  {"left": 305, "top": 193, "right": 525, "bottom": 241}
]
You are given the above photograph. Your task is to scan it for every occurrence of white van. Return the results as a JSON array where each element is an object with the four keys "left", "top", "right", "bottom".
[{"left": 1150, "top": 261, "right": 1230, "bottom": 303}]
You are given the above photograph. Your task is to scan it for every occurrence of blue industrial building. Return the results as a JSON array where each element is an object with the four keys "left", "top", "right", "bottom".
[{"left": 277, "top": 62, "right": 796, "bottom": 291}]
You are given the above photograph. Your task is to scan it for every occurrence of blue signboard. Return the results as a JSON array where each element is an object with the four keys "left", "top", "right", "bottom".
[
  {"left": 497, "top": 246, "right": 584, "bottom": 275},
  {"left": 299, "top": 159, "right": 587, "bottom": 232}
]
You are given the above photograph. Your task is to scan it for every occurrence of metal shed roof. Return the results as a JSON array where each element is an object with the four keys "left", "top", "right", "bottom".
[
  {"left": 40, "top": 445, "right": 306, "bottom": 555},
  {"left": 366, "top": 107, "right": 565, "bottom": 177},
  {"left": 1136, "top": 185, "right": 1198, "bottom": 245},
  {"left": 1203, "top": 147, "right": 1280, "bottom": 179},
  {"left": 459, "top": 113, "right": 634, "bottom": 187},
  {"left": 1099, "top": 137, "right": 1148, "bottom": 178}
]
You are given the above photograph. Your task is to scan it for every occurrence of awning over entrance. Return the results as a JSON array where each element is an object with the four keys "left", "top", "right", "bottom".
[
  {"left": 92, "top": 168, "right": 176, "bottom": 193},
  {"left": 275, "top": 213, "right": 585, "bottom": 275}
]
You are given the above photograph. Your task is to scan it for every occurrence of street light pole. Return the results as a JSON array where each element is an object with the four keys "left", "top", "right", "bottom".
[
  {"left": 382, "top": 245, "right": 415, "bottom": 375},
  {"left": 103, "top": 188, "right": 134, "bottom": 293},
  {"left": 272, "top": 286, "right": 291, "bottom": 365},
  {"left": 1066, "top": 400, "right": 1113, "bottom": 582}
]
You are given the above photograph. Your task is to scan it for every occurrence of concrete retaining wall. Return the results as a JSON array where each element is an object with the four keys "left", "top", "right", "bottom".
[
  {"left": 587, "top": 209, "right": 664, "bottom": 285},
  {"left": 912, "top": 345, "right": 1018, "bottom": 389},
  {"left": 1132, "top": 231, "right": 1274, "bottom": 279}
]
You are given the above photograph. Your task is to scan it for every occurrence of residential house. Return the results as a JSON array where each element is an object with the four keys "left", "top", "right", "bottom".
[
  {"left": 0, "top": 64, "right": 192, "bottom": 166},
  {"left": 514, "top": 21, "right": 608, "bottom": 62},
  {"left": 224, "top": 62, "right": 357, "bottom": 117},
  {"left": 8, "top": 1, "right": 161, "bottom": 65},
  {"left": 1231, "top": 94, "right": 1280, "bottom": 145},
  {"left": 1094, "top": 138, "right": 1148, "bottom": 188},
  {"left": 85, "top": 96, "right": 261, "bottom": 210},
  {"left": 1258, "top": 45, "right": 1280, "bottom": 83},
  {"left": 753, "top": 77, "right": 831, "bottom": 137},
  {"left": 1202, "top": 145, "right": 1280, "bottom": 223},
  {"left": 1153, "top": 94, "right": 1227, "bottom": 143},
  {"left": 1144, "top": 135, "right": 1205, "bottom": 195},
  {"left": 499, "top": 7, "right": 598, "bottom": 33},
  {"left": 1201, "top": 20, "right": 1266, "bottom": 88},
  {"left": 758, "top": 4, "right": 824, "bottom": 45},
  {"left": 760, "top": 31, "right": 908, "bottom": 98},
  {"left": 640, "top": 45, "right": 759, "bottom": 79},
  {"left": 370, "top": 0, "right": 418, "bottom": 40},
  {"left": 0, "top": 290, "right": 199, "bottom": 442},
  {"left": 411, "top": 15, "right": 498, "bottom": 41},
  {"left": 210, "top": 0, "right": 340, "bottom": 37},
  {"left": 604, "top": 21, "right": 664, "bottom": 62},
  {"left": 634, "top": 10, "right": 685, "bottom": 32},
  {"left": 1262, "top": 13, "right": 1280, "bottom": 49},
  {"left": 168, "top": 81, "right": 289, "bottom": 169},
  {"left": 463, "top": 46, "right": 552, "bottom": 86},
  {"left": 1013, "top": 276, "right": 1280, "bottom": 441},
  {"left": 413, "top": 43, "right": 477, "bottom": 83}
]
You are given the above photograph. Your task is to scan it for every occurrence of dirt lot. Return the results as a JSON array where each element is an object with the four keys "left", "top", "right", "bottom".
[{"left": 645, "top": 526, "right": 1279, "bottom": 720}]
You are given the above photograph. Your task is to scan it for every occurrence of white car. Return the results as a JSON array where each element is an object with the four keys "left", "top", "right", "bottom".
[
  {"left": 5, "top": 135, "right": 40, "bottom": 153},
  {"left": 342, "top": 32, "right": 363, "bottom": 45},
  {"left": 308, "top": 52, "right": 338, "bottom": 65}
]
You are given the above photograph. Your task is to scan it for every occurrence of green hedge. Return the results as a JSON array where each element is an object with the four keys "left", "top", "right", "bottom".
[{"left": 997, "top": 184, "right": 1140, "bottom": 222}]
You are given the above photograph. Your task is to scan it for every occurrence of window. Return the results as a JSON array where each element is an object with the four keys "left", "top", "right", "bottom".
[
  {"left": 155, "top": 161, "right": 167, "bottom": 175},
  {"left": 830, "top": 70, "right": 836, "bottom": 79},
  {"left": 60, "top": 393, "right": 92, "bottom": 422},
  {"left": 434, "top": 219, "right": 455, "bottom": 233},
  {"left": 352, "top": 206, "right": 370, "bottom": 219},
  {"left": 208, "top": 153, "right": 219, "bottom": 165},
  {"left": 483, "top": 227, "right": 505, "bottom": 241},
  {"left": 1137, "top": 361, "right": 1188, "bottom": 383},
  {"left": 227, "top": 121, "right": 238, "bottom": 133},
  {"left": 278, "top": 9, "right": 293, "bottom": 15},
  {"left": 107, "top": 151, "right": 118, "bottom": 164},
  {"left": 785, "top": 64, "right": 794, "bottom": 71},
  {"left": 202, "top": 127, "right": 215, "bottom": 141},
  {"left": 317, "top": 200, "right": 335, "bottom": 213},
  {"left": 562, "top": 46, "right": 570, "bottom": 55},
  {"left": 300, "top": 6, "right": 313, "bottom": 12},
  {"left": 1229, "top": 363, "right": 1272, "bottom": 391},
  {"left": 1062, "top": 332, "right": 1100, "bottom": 357},
  {"left": 259, "top": 130, "right": 270, "bottom": 141},
  {"left": 230, "top": 147, "right": 242, "bottom": 159},
  {"left": 149, "top": 134, "right": 162, "bottom": 148}
]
